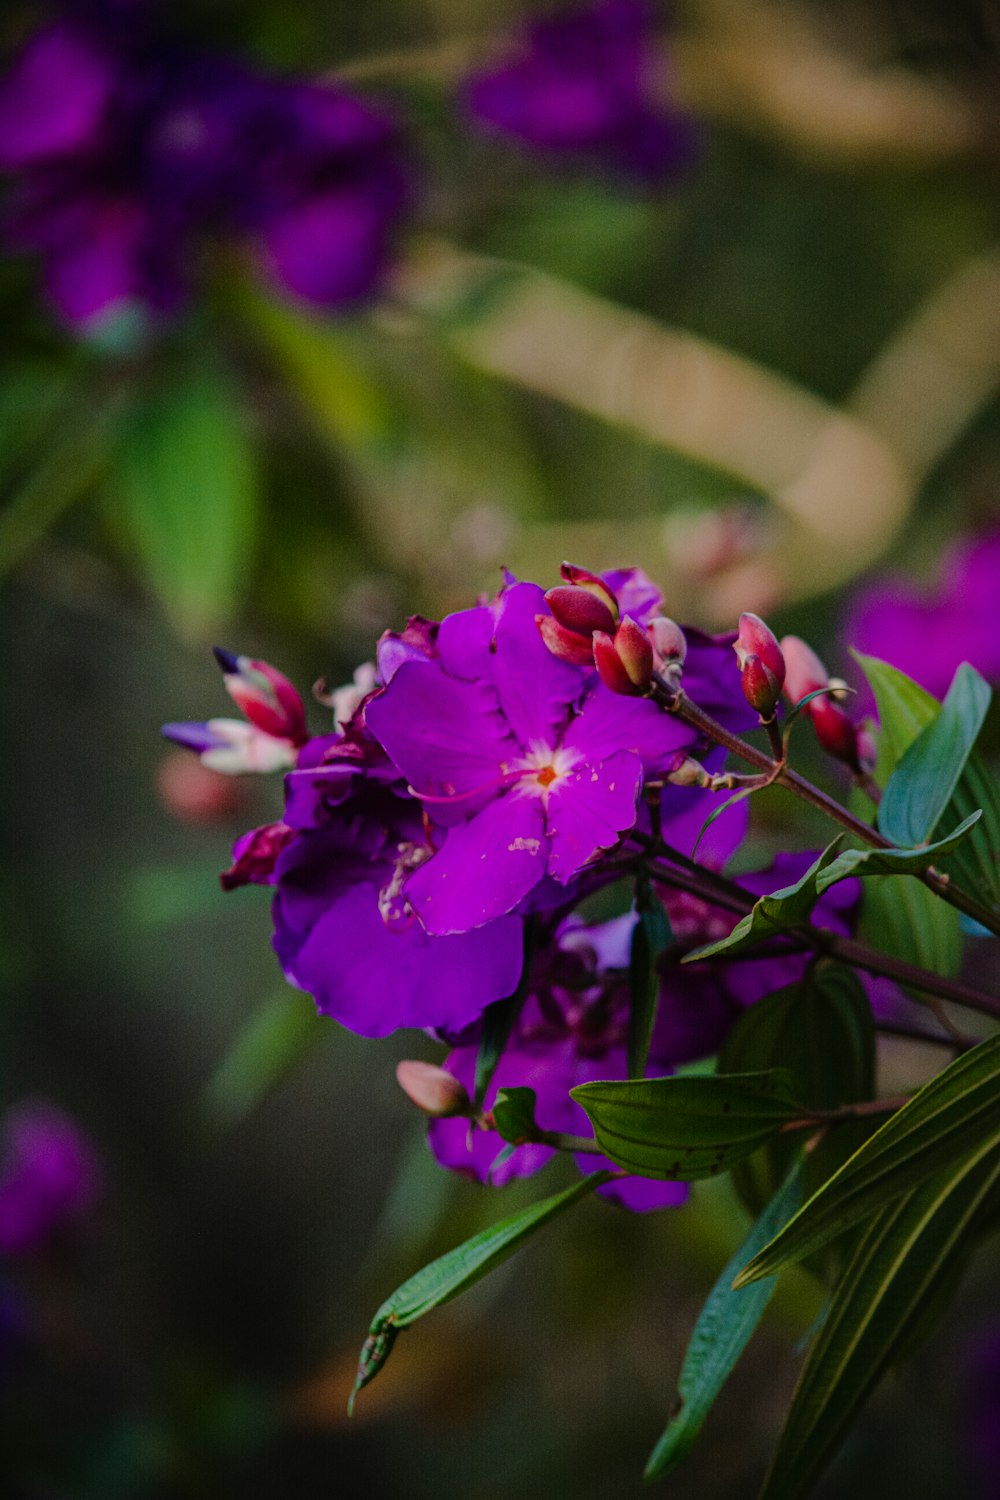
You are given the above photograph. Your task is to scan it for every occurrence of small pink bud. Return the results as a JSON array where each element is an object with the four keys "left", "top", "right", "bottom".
[
  {"left": 156, "top": 751, "right": 248, "bottom": 825},
  {"left": 536, "top": 613, "right": 597, "bottom": 666},
  {"left": 395, "top": 1060, "right": 471, "bottom": 1118},
  {"left": 779, "top": 636, "right": 829, "bottom": 706},
  {"left": 648, "top": 616, "right": 687, "bottom": 666},
  {"left": 214, "top": 648, "right": 308, "bottom": 746},
  {"left": 559, "top": 563, "right": 620, "bottom": 624},
  {"left": 735, "top": 614, "right": 785, "bottom": 685},
  {"left": 739, "top": 654, "right": 783, "bottom": 717},
  {"left": 666, "top": 757, "right": 709, "bottom": 788},
  {"left": 544, "top": 584, "right": 616, "bottom": 637},
  {"left": 810, "top": 697, "right": 863, "bottom": 773},
  {"left": 594, "top": 617, "right": 654, "bottom": 695}
]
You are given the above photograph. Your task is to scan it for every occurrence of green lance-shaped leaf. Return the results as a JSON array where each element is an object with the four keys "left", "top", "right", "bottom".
[
  {"left": 491, "top": 1087, "right": 539, "bottom": 1145},
  {"left": 349, "top": 1172, "right": 611, "bottom": 1411},
  {"left": 682, "top": 843, "right": 844, "bottom": 963},
  {"left": 735, "top": 1031, "right": 1000, "bottom": 1286},
  {"left": 855, "top": 652, "right": 1000, "bottom": 908},
  {"left": 570, "top": 1071, "right": 801, "bottom": 1180},
  {"left": 811, "top": 810, "right": 982, "bottom": 891},
  {"left": 627, "top": 875, "right": 673, "bottom": 1079},
  {"left": 645, "top": 1159, "right": 804, "bottom": 1482},
  {"left": 474, "top": 920, "right": 536, "bottom": 1108},
  {"left": 879, "top": 663, "right": 991, "bottom": 848},
  {"left": 114, "top": 360, "right": 259, "bottom": 635},
  {"left": 757, "top": 1146, "right": 1000, "bottom": 1500}
]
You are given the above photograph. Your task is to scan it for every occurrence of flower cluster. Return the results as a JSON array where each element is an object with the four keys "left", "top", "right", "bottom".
[
  {"left": 0, "top": 0, "right": 411, "bottom": 328},
  {"left": 167, "top": 565, "right": 887, "bottom": 1212}
]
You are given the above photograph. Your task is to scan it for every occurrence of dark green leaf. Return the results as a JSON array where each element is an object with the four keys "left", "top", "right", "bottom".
[
  {"left": 735, "top": 1032, "right": 1000, "bottom": 1285},
  {"left": 812, "top": 810, "right": 982, "bottom": 890},
  {"left": 474, "top": 920, "right": 536, "bottom": 1108},
  {"left": 115, "top": 361, "right": 258, "bottom": 634},
  {"left": 645, "top": 1160, "right": 804, "bottom": 1481},
  {"left": 570, "top": 1071, "right": 801, "bottom": 1180},
  {"left": 349, "top": 1173, "right": 610, "bottom": 1410},
  {"left": 491, "top": 1087, "right": 539, "bottom": 1145},
  {"left": 858, "top": 875, "right": 963, "bottom": 985},
  {"left": 879, "top": 663, "right": 991, "bottom": 847},
  {"left": 682, "top": 842, "right": 843, "bottom": 962},
  {"left": 627, "top": 875, "right": 673, "bottom": 1079},
  {"left": 758, "top": 1148, "right": 1000, "bottom": 1500}
]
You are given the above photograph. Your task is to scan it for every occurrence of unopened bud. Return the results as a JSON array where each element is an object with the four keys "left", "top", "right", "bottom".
[
  {"left": 544, "top": 584, "right": 616, "bottom": 637},
  {"left": 559, "top": 563, "right": 620, "bottom": 623},
  {"left": 648, "top": 616, "right": 687, "bottom": 666},
  {"left": 810, "top": 697, "right": 863, "bottom": 773},
  {"left": 156, "top": 750, "right": 248, "bottom": 824},
  {"left": 666, "top": 757, "right": 709, "bottom": 788},
  {"left": 161, "top": 718, "right": 297, "bottom": 774},
  {"left": 214, "top": 647, "right": 308, "bottom": 746},
  {"left": 536, "top": 613, "right": 597, "bottom": 665},
  {"left": 594, "top": 616, "right": 654, "bottom": 695},
  {"left": 734, "top": 613, "right": 785, "bottom": 718},
  {"left": 779, "top": 636, "right": 829, "bottom": 706},
  {"left": 396, "top": 1060, "right": 471, "bottom": 1118}
]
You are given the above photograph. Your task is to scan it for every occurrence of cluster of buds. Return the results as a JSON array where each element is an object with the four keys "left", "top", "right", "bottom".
[
  {"left": 537, "top": 564, "right": 687, "bottom": 696},
  {"left": 733, "top": 613, "right": 785, "bottom": 722},
  {"left": 163, "top": 649, "right": 308, "bottom": 776},
  {"left": 781, "top": 636, "right": 869, "bottom": 774}
]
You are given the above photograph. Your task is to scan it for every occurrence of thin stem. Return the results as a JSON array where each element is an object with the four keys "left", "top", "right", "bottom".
[
  {"left": 875, "top": 1017, "right": 971, "bottom": 1049},
  {"left": 782, "top": 1094, "right": 911, "bottom": 1134},
  {"left": 762, "top": 715, "right": 785, "bottom": 761}
]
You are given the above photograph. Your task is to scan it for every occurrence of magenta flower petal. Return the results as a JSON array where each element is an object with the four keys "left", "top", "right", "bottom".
[
  {"left": 491, "top": 582, "right": 584, "bottom": 746},
  {"left": 545, "top": 748, "right": 641, "bottom": 882},
  {"left": 261, "top": 188, "right": 395, "bottom": 308},
  {"left": 561, "top": 682, "right": 691, "bottom": 770},
  {"left": 406, "top": 794, "right": 549, "bottom": 935},
  {"left": 0, "top": 24, "right": 114, "bottom": 170}
]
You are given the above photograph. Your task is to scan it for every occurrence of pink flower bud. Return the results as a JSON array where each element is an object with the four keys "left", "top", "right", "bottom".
[
  {"left": 648, "top": 616, "right": 687, "bottom": 666},
  {"left": 810, "top": 696, "right": 863, "bottom": 773},
  {"left": 214, "top": 648, "right": 308, "bottom": 746},
  {"left": 156, "top": 751, "right": 248, "bottom": 824},
  {"left": 666, "top": 757, "right": 709, "bottom": 788},
  {"left": 593, "top": 617, "right": 654, "bottom": 695},
  {"left": 779, "top": 635, "right": 829, "bottom": 706},
  {"left": 536, "top": 613, "right": 597, "bottom": 665},
  {"left": 735, "top": 614, "right": 785, "bottom": 685},
  {"left": 395, "top": 1060, "right": 471, "bottom": 1118},
  {"left": 544, "top": 584, "right": 616, "bottom": 637},
  {"left": 559, "top": 563, "right": 620, "bottom": 624}
]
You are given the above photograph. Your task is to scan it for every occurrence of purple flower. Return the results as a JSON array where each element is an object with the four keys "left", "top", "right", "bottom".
[
  {"left": 843, "top": 526, "right": 1000, "bottom": 701},
  {"left": 0, "top": 1102, "right": 101, "bottom": 1257},
  {"left": 365, "top": 577, "right": 727, "bottom": 936},
  {"left": 463, "top": 0, "right": 698, "bottom": 182},
  {"left": 271, "top": 783, "right": 524, "bottom": 1038},
  {"left": 0, "top": 8, "right": 412, "bottom": 328}
]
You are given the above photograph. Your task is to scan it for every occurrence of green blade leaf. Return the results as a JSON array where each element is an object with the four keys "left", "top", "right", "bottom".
[
  {"left": 812, "top": 810, "right": 982, "bottom": 891},
  {"left": 758, "top": 1147, "right": 1000, "bottom": 1500},
  {"left": 682, "top": 842, "right": 844, "bottom": 962},
  {"left": 350, "top": 1172, "right": 610, "bottom": 1410},
  {"left": 627, "top": 876, "right": 673, "bottom": 1079},
  {"left": 879, "top": 663, "right": 991, "bottom": 847},
  {"left": 114, "top": 360, "right": 258, "bottom": 635},
  {"left": 857, "top": 873, "right": 963, "bottom": 985},
  {"left": 736, "top": 1032, "right": 1000, "bottom": 1285},
  {"left": 645, "top": 1159, "right": 804, "bottom": 1481},
  {"left": 570, "top": 1071, "right": 801, "bottom": 1180},
  {"left": 491, "top": 1087, "right": 539, "bottom": 1145}
]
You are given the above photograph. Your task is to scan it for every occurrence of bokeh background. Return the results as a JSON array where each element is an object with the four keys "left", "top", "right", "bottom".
[{"left": 3, "top": 0, "right": 1000, "bottom": 1494}]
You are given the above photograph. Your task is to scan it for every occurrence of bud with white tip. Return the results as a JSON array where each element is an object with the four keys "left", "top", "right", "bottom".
[{"left": 396, "top": 1060, "right": 472, "bottom": 1118}]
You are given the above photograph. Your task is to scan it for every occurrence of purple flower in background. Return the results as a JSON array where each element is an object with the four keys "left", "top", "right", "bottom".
[
  {"left": 0, "top": 1102, "right": 100, "bottom": 1257},
  {"left": 271, "top": 783, "right": 524, "bottom": 1037},
  {"left": 365, "top": 578, "right": 711, "bottom": 936},
  {"left": 464, "top": 0, "right": 698, "bottom": 182},
  {"left": 0, "top": 6, "right": 412, "bottom": 328},
  {"left": 843, "top": 525, "right": 1000, "bottom": 701}
]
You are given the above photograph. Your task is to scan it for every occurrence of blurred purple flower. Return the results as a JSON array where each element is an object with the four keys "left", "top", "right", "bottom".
[
  {"left": 0, "top": 1102, "right": 101, "bottom": 1257},
  {"left": 0, "top": 8, "right": 412, "bottom": 328},
  {"left": 463, "top": 0, "right": 698, "bottom": 182},
  {"left": 843, "top": 526, "right": 1000, "bottom": 701}
]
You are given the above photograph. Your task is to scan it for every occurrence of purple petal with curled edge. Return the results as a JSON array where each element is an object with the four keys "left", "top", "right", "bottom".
[
  {"left": 405, "top": 793, "right": 549, "bottom": 935},
  {"left": 545, "top": 749, "right": 641, "bottom": 883}
]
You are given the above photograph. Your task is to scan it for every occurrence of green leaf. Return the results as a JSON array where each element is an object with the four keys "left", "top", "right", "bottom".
[
  {"left": 114, "top": 361, "right": 258, "bottom": 635},
  {"left": 682, "top": 842, "right": 843, "bottom": 962},
  {"left": 758, "top": 1147, "right": 1000, "bottom": 1500},
  {"left": 854, "top": 652, "right": 1000, "bottom": 908},
  {"left": 735, "top": 1032, "right": 1000, "bottom": 1285},
  {"left": 570, "top": 1071, "right": 801, "bottom": 1181},
  {"left": 812, "top": 810, "right": 982, "bottom": 890},
  {"left": 627, "top": 876, "right": 673, "bottom": 1079},
  {"left": 491, "top": 1087, "right": 539, "bottom": 1146},
  {"left": 645, "top": 1160, "right": 804, "bottom": 1481},
  {"left": 350, "top": 1173, "right": 610, "bottom": 1411},
  {"left": 858, "top": 874, "right": 963, "bottom": 985},
  {"left": 200, "top": 992, "right": 321, "bottom": 1130},
  {"left": 879, "top": 663, "right": 991, "bottom": 847}
]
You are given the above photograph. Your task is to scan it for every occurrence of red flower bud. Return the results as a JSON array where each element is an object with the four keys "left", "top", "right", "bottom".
[
  {"left": 779, "top": 635, "right": 829, "bottom": 706},
  {"left": 593, "top": 616, "right": 654, "bottom": 695},
  {"left": 810, "top": 697, "right": 863, "bottom": 773},
  {"left": 544, "top": 584, "right": 616, "bottom": 637},
  {"left": 396, "top": 1060, "right": 471, "bottom": 1118},
  {"left": 648, "top": 616, "right": 687, "bottom": 666},
  {"left": 536, "top": 613, "right": 596, "bottom": 665},
  {"left": 559, "top": 563, "right": 620, "bottom": 624},
  {"left": 214, "top": 648, "right": 308, "bottom": 746},
  {"left": 735, "top": 614, "right": 785, "bottom": 685}
]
